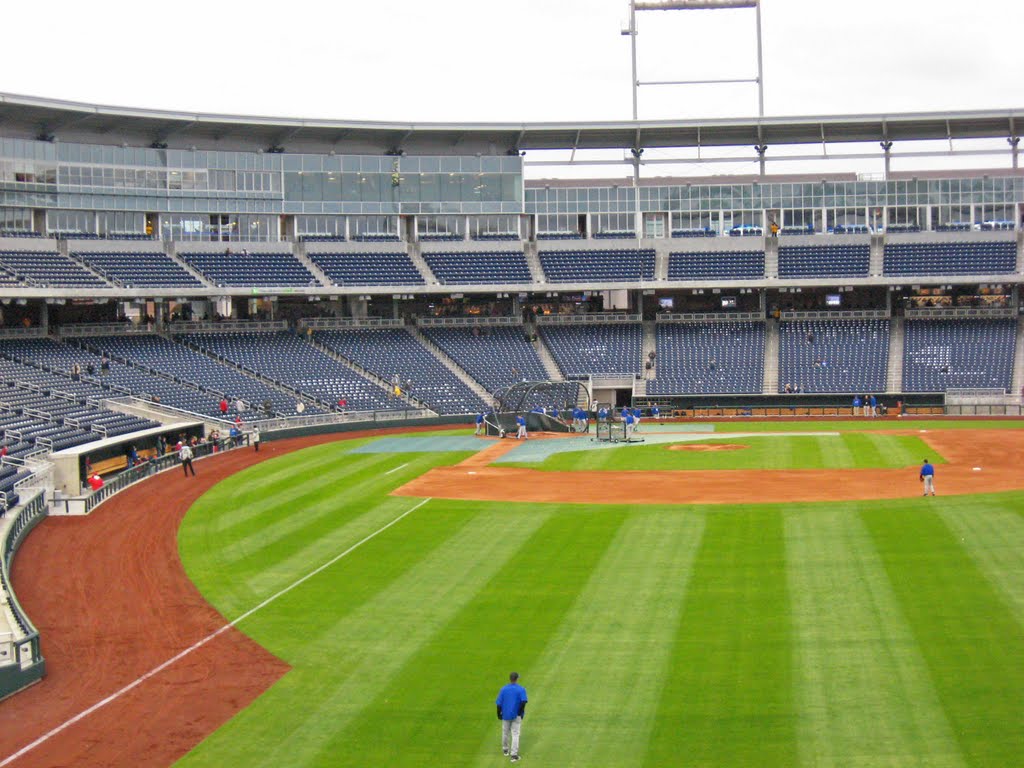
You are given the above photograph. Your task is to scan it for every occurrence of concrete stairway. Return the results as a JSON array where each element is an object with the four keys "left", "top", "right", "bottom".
[
  {"left": 407, "top": 241, "right": 439, "bottom": 285},
  {"left": 165, "top": 241, "right": 213, "bottom": 286},
  {"left": 763, "top": 236, "right": 778, "bottom": 279},
  {"left": 406, "top": 326, "right": 494, "bottom": 404},
  {"left": 642, "top": 320, "right": 656, "bottom": 374},
  {"left": 1012, "top": 317, "right": 1024, "bottom": 397},
  {"left": 292, "top": 240, "right": 332, "bottom": 287},
  {"left": 523, "top": 241, "right": 546, "bottom": 283},
  {"left": 762, "top": 318, "right": 779, "bottom": 394},
  {"left": 652, "top": 240, "right": 671, "bottom": 281},
  {"left": 886, "top": 315, "right": 905, "bottom": 393},
  {"left": 869, "top": 233, "right": 886, "bottom": 276},
  {"left": 531, "top": 327, "right": 564, "bottom": 381}
]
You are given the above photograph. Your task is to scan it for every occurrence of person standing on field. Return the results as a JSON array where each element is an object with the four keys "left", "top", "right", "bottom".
[
  {"left": 252, "top": 425, "right": 261, "bottom": 452},
  {"left": 180, "top": 443, "right": 195, "bottom": 477},
  {"left": 496, "top": 672, "right": 527, "bottom": 762},
  {"left": 920, "top": 459, "right": 935, "bottom": 496}
]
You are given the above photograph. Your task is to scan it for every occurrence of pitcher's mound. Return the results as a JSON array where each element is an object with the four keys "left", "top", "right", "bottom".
[{"left": 668, "top": 443, "right": 748, "bottom": 452}]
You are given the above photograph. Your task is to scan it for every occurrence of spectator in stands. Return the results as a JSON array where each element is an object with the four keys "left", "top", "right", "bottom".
[
  {"left": 100, "top": 355, "right": 110, "bottom": 374},
  {"left": 785, "top": 383, "right": 793, "bottom": 394},
  {"left": 220, "top": 397, "right": 229, "bottom": 416},
  {"left": 86, "top": 362, "right": 95, "bottom": 375},
  {"left": 235, "top": 397, "right": 246, "bottom": 414},
  {"left": 127, "top": 445, "right": 138, "bottom": 467},
  {"left": 88, "top": 473, "right": 104, "bottom": 491},
  {"left": 0, "top": 444, "right": 6, "bottom": 459},
  {"left": 806, "top": 331, "right": 814, "bottom": 345},
  {"left": 769, "top": 219, "right": 780, "bottom": 238},
  {"left": 338, "top": 397, "right": 347, "bottom": 411},
  {"left": 71, "top": 363, "right": 81, "bottom": 381},
  {"left": 709, "top": 359, "right": 716, "bottom": 371}
]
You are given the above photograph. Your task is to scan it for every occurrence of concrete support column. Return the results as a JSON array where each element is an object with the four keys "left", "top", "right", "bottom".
[{"left": 39, "top": 302, "right": 49, "bottom": 334}]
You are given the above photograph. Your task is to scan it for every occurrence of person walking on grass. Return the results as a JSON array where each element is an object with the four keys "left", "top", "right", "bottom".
[
  {"left": 496, "top": 672, "right": 528, "bottom": 762},
  {"left": 920, "top": 458, "right": 935, "bottom": 496}
]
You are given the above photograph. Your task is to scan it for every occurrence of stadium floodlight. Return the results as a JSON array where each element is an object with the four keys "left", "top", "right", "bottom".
[{"left": 624, "top": 0, "right": 763, "bottom": 120}]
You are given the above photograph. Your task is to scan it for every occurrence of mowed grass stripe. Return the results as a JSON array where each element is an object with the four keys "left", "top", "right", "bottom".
[
  {"left": 214, "top": 451, "right": 422, "bottom": 541},
  {"left": 643, "top": 508, "right": 797, "bottom": 768},
  {"left": 861, "top": 506, "right": 1024, "bottom": 765},
  {"left": 211, "top": 440, "right": 379, "bottom": 530},
  {"left": 215, "top": 508, "right": 552, "bottom": 768},
  {"left": 517, "top": 510, "right": 705, "bottom": 767},
  {"left": 309, "top": 506, "right": 630, "bottom": 768},
  {"left": 180, "top": 505, "right": 557, "bottom": 768},
  {"left": 786, "top": 507, "right": 965, "bottom": 767},
  {"left": 223, "top": 453, "right": 457, "bottom": 573},
  {"left": 938, "top": 496, "right": 1024, "bottom": 628}
]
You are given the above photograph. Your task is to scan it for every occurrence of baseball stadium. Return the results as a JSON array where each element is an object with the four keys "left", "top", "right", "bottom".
[{"left": 0, "top": 2, "right": 1022, "bottom": 765}]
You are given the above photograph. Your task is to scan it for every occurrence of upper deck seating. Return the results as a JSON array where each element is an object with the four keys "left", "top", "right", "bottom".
[
  {"left": 75, "top": 251, "right": 204, "bottom": 287},
  {"left": 883, "top": 240, "right": 1017, "bottom": 275},
  {"left": 0, "top": 250, "right": 109, "bottom": 288},
  {"left": 539, "top": 249, "right": 655, "bottom": 283},
  {"left": 778, "top": 244, "right": 870, "bottom": 278},
  {"left": 422, "top": 251, "right": 532, "bottom": 284},
  {"left": 307, "top": 251, "right": 424, "bottom": 286},
  {"left": 668, "top": 250, "right": 764, "bottom": 280},
  {"left": 180, "top": 251, "right": 318, "bottom": 287}
]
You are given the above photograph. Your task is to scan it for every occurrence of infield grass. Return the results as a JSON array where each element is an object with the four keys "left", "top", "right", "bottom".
[{"left": 176, "top": 428, "right": 1024, "bottom": 768}]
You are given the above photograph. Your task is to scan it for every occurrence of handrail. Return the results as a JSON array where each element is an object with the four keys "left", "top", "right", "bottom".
[
  {"left": 779, "top": 309, "right": 890, "bottom": 320},
  {"left": 657, "top": 312, "right": 764, "bottom": 323},
  {"left": 0, "top": 490, "right": 47, "bottom": 697},
  {"left": 168, "top": 320, "right": 288, "bottom": 334},
  {"left": 415, "top": 316, "right": 521, "bottom": 327},
  {"left": 534, "top": 313, "right": 641, "bottom": 325},
  {"left": 903, "top": 307, "right": 1015, "bottom": 319},
  {"left": 57, "top": 323, "right": 151, "bottom": 337},
  {"left": 298, "top": 317, "right": 405, "bottom": 329}
]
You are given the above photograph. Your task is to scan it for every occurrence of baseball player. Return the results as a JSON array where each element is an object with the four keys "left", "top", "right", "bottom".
[
  {"left": 475, "top": 413, "right": 485, "bottom": 436},
  {"left": 516, "top": 414, "right": 527, "bottom": 440},
  {"left": 920, "top": 459, "right": 936, "bottom": 496},
  {"left": 852, "top": 395, "right": 862, "bottom": 416},
  {"left": 869, "top": 394, "right": 878, "bottom": 417},
  {"left": 651, "top": 405, "right": 660, "bottom": 420},
  {"left": 624, "top": 409, "right": 635, "bottom": 441}
]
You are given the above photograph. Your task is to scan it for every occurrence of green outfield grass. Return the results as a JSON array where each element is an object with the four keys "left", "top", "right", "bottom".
[
  {"left": 176, "top": 427, "right": 1024, "bottom": 767},
  {"left": 506, "top": 433, "right": 943, "bottom": 471}
]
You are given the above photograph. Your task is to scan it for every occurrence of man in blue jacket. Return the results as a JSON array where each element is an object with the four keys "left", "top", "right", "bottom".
[{"left": 496, "top": 672, "right": 528, "bottom": 762}]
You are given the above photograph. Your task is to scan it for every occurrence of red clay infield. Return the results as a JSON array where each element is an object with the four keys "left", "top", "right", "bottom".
[
  {"left": 0, "top": 425, "right": 455, "bottom": 768},
  {"left": 394, "top": 429, "right": 1024, "bottom": 505},
  {"left": 668, "top": 443, "right": 748, "bottom": 452},
  {"left": 2, "top": 424, "right": 1023, "bottom": 767}
]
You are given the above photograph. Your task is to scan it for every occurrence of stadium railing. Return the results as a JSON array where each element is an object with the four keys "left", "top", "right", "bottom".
[{"left": 0, "top": 489, "right": 48, "bottom": 699}]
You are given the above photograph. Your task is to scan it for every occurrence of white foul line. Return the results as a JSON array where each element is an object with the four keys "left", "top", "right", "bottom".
[
  {"left": 384, "top": 462, "right": 410, "bottom": 475},
  {"left": 0, "top": 496, "right": 433, "bottom": 767}
]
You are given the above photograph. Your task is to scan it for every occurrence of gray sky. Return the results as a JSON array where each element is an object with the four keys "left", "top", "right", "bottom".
[{"left": 2, "top": 0, "right": 1022, "bottom": 177}]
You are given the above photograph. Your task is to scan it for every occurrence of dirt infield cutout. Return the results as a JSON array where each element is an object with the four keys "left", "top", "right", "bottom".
[{"left": 667, "top": 443, "right": 748, "bottom": 452}]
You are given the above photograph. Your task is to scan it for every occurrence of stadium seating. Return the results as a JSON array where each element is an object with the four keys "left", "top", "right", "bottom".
[
  {"left": 539, "top": 249, "right": 655, "bottom": 282},
  {"left": 421, "top": 326, "right": 549, "bottom": 393},
  {"left": 883, "top": 241, "right": 1017, "bottom": 275},
  {"left": 671, "top": 228, "right": 717, "bottom": 238},
  {"left": 647, "top": 322, "right": 765, "bottom": 395},
  {"left": 0, "top": 337, "right": 247, "bottom": 421},
  {"left": 79, "top": 334, "right": 311, "bottom": 417},
  {"left": 0, "top": 250, "right": 110, "bottom": 288},
  {"left": 315, "top": 329, "right": 487, "bottom": 414},
  {"left": 176, "top": 332, "right": 398, "bottom": 412},
  {"left": 422, "top": 251, "right": 532, "bottom": 284},
  {"left": 307, "top": 251, "right": 424, "bottom": 286},
  {"left": 778, "top": 244, "right": 870, "bottom": 278},
  {"left": 668, "top": 250, "right": 764, "bottom": 280},
  {"left": 777, "top": 319, "right": 889, "bottom": 393},
  {"left": 540, "top": 324, "right": 642, "bottom": 376},
  {"left": 902, "top": 319, "right": 1017, "bottom": 391},
  {"left": 180, "top": 251, "right": 319, "bottom": 287},
  {"left": 74, "top": 251, "right": 204, "bottom": 288}
]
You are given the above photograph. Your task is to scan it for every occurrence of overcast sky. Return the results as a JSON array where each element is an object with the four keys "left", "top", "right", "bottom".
[{"left": 2, "top": 0, "right": 1022, "bottom": 177}]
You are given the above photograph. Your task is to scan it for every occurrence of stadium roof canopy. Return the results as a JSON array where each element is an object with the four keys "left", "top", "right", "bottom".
[{"left": 0, "top": 91, "right": 1021, "bottom": 156}]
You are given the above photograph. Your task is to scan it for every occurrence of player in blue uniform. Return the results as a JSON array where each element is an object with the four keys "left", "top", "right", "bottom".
[
  {"left": 495, "top": 672, "right": 528, "bottom": 761},
  {"left": 475, "top": 413, "right": 485, "bottom": 436},
  {"left": 920, "top": 459, "right": 936, "bottom": 496},
  {"left": 651, "top": 405, "right": 660, "bottom": 420},
  {"left": 516, "top": 414, "right": 527, "bottom": 440}
]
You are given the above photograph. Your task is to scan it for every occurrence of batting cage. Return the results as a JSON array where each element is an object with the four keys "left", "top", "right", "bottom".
[{"left": 484, "top": 380, "right": 591, "bottom": 436}]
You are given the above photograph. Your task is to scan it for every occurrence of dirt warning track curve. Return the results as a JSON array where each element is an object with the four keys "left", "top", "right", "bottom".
[{"left": 0, "top": 425, "right": 455, "bottom": 768}]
